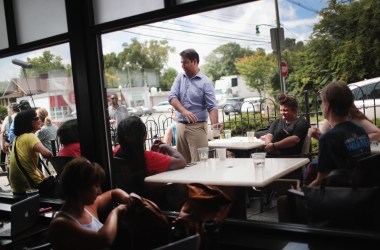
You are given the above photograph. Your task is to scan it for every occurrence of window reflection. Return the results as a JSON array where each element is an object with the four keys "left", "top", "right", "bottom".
[{"left": 0, "top": 43, "right": 75, "bottom": 125}]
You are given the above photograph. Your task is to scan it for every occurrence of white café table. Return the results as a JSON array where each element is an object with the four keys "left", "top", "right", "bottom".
[
  {"left": 145, "top": 157, "right": 309, "bottom": 188},
  {"left": 145, "top": 157, "right": 310, "bottom": 219},
  {"left": 208, "top": 137, "right": 265, "bottom": 158}
]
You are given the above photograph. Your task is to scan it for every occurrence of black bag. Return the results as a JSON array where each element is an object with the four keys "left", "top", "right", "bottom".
[
  {"left": 37, "top": 175, "right": 60, "bottom": 196},
  {"left": 303, "top": 170, "right": 380, "bottom": 230},
  {"left": 116, "top": 193, "right": 170, "bottom": 250},
  {"left": 14, "top": 139, "right": 60, "bottom": 197}
]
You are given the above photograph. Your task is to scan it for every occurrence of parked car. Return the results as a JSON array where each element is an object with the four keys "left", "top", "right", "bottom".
[
  {"left": 152, "top": 101, "right": 173, "bottom": 113},
  {"left": 127, "top": 107, "right": 143, "bottom": 117},
  {"left": 222, "top": 97, "right": 244, "bottom": 115},
  {"left": 241, "top": 97, "right": 263, "bottom": 114},
  {"left": 136, "top": 106, "right": 153, "bottom": 116},
  {"left": 348, "top": 76, "right": 380, "bottom": 120}
]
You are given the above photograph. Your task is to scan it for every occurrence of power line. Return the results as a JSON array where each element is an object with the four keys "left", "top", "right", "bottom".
[
  {"left": 285, "top": 0, "right": 319, "bottom": 14},
  {"left": 145, "top": 24, "right": 269, "bottom": 43}
]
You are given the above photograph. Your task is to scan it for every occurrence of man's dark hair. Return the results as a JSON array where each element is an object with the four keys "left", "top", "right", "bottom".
[
  {"left": 180, "top": 49, "right": 199, "bottom": 64},
  {"left": 57, "top": 119, "right": 79, "bottom": 145},
  {"left": 18, "top": 100, "right": 31, "bottom": 111}
]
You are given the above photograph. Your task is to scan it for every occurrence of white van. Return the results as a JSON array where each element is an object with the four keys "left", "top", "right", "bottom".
[{"left": 348, "top": 77, "right": 380, "bottom": 120}]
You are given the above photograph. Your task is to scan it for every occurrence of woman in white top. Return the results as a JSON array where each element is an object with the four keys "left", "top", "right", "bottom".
[
  {"left": 310, "top": 105, "right": 380, "bottom": 142},
  {"left": 49, "top": 157, "right": 130, "bottom": 250}
]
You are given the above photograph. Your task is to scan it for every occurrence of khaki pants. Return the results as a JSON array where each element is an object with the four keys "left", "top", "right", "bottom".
[{"left": 176, "top": 122, "right": 208, "bottom": 163}]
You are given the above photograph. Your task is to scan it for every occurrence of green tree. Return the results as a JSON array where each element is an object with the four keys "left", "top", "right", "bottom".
[
  {"left": 235, "top": 50, "right": 276, "bottom": 97},
  {"left": 24, "top": 51, "right": 70, "bottom": 77},
  {"left": 203, "top": 42, "right": 255, "bottom": 81},
  {"left": 117, "top": 38, "right": 175, "bottom": 72},
  {"left": 159, "top": 68, "right": 178, "bottom": 91},
  {"left": 0, "top": 106, "right": 7, "bottom": 120}
]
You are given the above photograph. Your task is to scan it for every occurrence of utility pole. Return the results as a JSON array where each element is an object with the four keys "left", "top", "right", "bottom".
[{"left": 274, "top": 0, "right": 286, "bottom": 93}]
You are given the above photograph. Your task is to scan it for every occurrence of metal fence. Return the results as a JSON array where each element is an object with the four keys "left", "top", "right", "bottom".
[{"left": 141, "top": 87, "right": 380, "bottom": 149}]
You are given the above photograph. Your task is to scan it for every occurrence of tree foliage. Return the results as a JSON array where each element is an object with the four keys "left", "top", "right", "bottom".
[
  {"left": 24, "top": 51, "right": 70, "bottom": 77},
  {"left": 159, "top": 68, "right": 178, "bottom": 91},
  {"left": 103, "top": 38, "right": 175, "bottom": 88},
  {"left": 203, "top": 42, "right": 255, "bottom": 81},
  {"left": 283, "top": 0, "right": 380, "bottom": 98},
  {"left": 235, "top": 49, "right": 276, "bottom": 97}
]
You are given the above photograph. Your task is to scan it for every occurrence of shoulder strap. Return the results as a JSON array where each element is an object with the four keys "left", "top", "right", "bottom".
[
  {"left": 8, "top": 114, "right": 12, "bottom": 125},
  {"left": 14, "top": 138, "right": 37, "bottom": 188}
]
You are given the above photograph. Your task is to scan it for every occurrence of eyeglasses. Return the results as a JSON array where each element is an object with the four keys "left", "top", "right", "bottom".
[
  {"left": 32, "top": 117, "right": 40, "bottom": 121},
  {"left": 111, "top": 98, "right": 117, "bottom": 100}
]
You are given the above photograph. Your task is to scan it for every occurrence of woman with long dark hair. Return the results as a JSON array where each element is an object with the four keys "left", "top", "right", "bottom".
[{"left": 113, "top": 116, "right": 186, "bottom": 176}]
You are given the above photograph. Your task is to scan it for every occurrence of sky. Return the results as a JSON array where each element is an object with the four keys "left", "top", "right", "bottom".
[{"left": 0, "top": 0, "right": 328, "bottom": 81}]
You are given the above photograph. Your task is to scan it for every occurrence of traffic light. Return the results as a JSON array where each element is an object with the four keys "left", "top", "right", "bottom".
[{"left": 255, "top": 25, "right": 260, "bottom": 35}]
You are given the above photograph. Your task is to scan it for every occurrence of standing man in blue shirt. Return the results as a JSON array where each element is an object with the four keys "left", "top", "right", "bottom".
[{"left": 168, "top": 49, "right": 220, "bottom": 163}]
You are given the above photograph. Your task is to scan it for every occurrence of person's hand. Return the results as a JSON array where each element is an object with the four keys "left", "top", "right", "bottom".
[
  {"left": 265, "top": 143, "right": 276, "bottom": 153},
  {"left": 182, "top": 110, "right": 197, "bottom": 123},
  {"left": 158, "top": 144, "right": 172, "bottom": 155},
  {"left": 113, "top": 204, "right": 128, "bottom": 216},
  {"left": 308, "top": 127, "right": 321, "bottom": 140},
  {"left": 1, "top": 143, "right": 7, "bottom": 154},
  {"left": 110, "top": 119, "right": 116, "bottom": 125},
  {"left": 259, "top": 135, "right": 266, "bottom": 141}
]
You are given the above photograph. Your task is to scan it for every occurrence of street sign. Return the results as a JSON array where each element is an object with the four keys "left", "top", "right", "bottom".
[
  {"left": 270, "top": 28, "right": 285, "bottom": 51},
  {"left": 281, "top": 61, "right": 288, "bottom": 77}
]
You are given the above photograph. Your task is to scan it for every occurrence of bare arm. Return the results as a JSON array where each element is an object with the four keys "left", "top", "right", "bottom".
[
  {"left": 209, "top": 109, "right": 219, "bottom": 126},
  {"left": 33, "top": 142, "right": 53, "bottom": 158},
  {"left": 309, "top": 171, "right": 328, "bottom": 187},
  {"left": 162, "top": 126, "right": 173, "bottom": 145},
  {"left": 264, "top": 135, "right": 300, "bottom": 153},
  {"left": 158, "top": 144, "right": 186, "bottom": 170},
  {"left": 353, "top": 118, "right": 380, "bottom": 142}
]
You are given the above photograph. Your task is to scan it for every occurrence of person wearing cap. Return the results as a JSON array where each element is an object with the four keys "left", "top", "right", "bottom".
[
  {"left": 8, "top": 100, "right": 32, "bottom": 144},
  {"left": 168, "top": 48, "right": 220, "bottom": 163}
]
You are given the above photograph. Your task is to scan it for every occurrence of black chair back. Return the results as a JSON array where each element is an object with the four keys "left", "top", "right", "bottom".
[
  {"left": 110, "top": 157, "right": 146, "bottom": 194},
  {"left": 353, "top": 153, "right": 380, "bottom": 187},
  {"left": 46, "top": 156, "right": 74, "bottom": 177}
]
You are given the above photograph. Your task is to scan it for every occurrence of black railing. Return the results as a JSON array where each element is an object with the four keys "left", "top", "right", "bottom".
[{"left": 126, "top": 88, "right": 380, "bottom": 150}]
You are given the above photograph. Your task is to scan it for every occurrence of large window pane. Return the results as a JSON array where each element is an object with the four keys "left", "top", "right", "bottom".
[
  {"left": 13, "top": 0, "right": 67, "bottom": 44},
  {"left": 0, "top": 0, "right": 8, "bottom": 49},
  {"left": 93, "top": 0, "right": 165, "bottom": 25}
]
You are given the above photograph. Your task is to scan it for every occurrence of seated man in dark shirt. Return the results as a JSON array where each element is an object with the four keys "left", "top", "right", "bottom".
[{"left": 264, "top": 93, "right": 309, "bottom": 156}]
